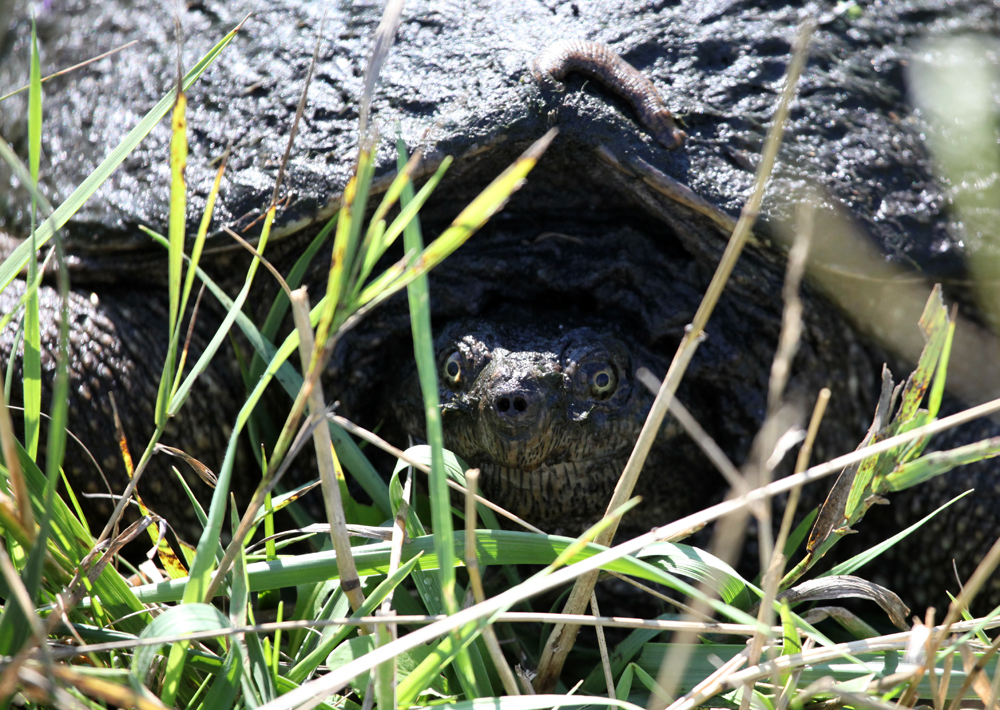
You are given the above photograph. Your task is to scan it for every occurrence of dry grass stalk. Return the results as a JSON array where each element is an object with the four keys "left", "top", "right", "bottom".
[
  {"left": 291, "top": 288, "right": 368, "bottom": 619},
  {"left": 463, "top": 469, "right": 521, "bottom": 696},
  {"left": 533, "top": 16, "right": 817, "bottom": 693}
]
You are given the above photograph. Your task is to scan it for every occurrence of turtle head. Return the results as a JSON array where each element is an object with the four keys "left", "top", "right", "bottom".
[{"left": 395, "top": 319, "right": 650, "bottom": 528}]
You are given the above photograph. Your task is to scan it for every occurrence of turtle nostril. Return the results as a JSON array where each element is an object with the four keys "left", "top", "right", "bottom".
[{"left": 495, "top": 394, "right": 532, "bottom": 416}]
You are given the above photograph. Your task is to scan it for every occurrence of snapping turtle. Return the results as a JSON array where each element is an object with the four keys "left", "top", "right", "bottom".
[{"left": 2, "top": 0, "right": 1000, "bottom": 610}]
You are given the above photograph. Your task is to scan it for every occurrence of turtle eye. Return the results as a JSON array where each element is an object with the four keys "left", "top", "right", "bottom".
[
  {"left": 586, "top": 363, "right": 618, "bottom": 400},
  {"left": 443, "top": 351, "right": 463, "bottom": 389}
]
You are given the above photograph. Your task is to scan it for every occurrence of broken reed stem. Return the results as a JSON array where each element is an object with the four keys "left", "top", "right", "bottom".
[
  {"left": 533, "top": 17, "right": 817, "bottom": 695},
  {"left": 767, "top": 198, "right": 816, "bottom": 414},
  {"left": 937, "top": 650, "right": 953, "bottom": 710},
  {"left": 637, "top": 369, "right": 745, "bottom": 493},
  {"left": 591, "top": 591, "right": 615, "bottom": 700},
  {"left": 290, "top": 287, "right": 368, "bottom": 620},
  {"left": 463, "top": 469, "right": 521, "bottom": 696},
  {"left": 743, "top": 199, "right": 821, "bottom": 710},
  {"left": 775, "top": 387, "right": 830, "bottom": 559},
  {"left": 947, "top": 634, "right": 1000, "bottom": 710}
]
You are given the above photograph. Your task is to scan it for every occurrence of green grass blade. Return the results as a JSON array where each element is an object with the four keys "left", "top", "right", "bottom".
[
  {"left": 178, "top": 209, "right": 277, "bottom": 606},
  {"left": 3, "top": 444, "right": 152, "bottom": 633},
  {"left": 374, "top": 622, "right": 396, "bottom": 710},
  {"left": 197, "top": 640, "right": 244, "bottom": 710},
  {"left": 398, "top": 139, "right": 458, "bottom": 618},
  {"left": 27, "top": 22, "right": 40, "bottom": 185},
  {"left": 158, "top": 620, "right": 194, "bottom": 704},
  {"left": 156, "top": 89, "right": 188, "bottom": 427},
  {"left": 378, "top": 156, "right": 452, "bottom": 257},
  {"left": 387, "top": 455, "right": 492, "bottom": 701},
  {"left": 251, "top": 214, "right": 336, "bottom": 379},
  {"left": 636, "top": 542, "right": 756, "bottom": 609},
  {"left": 40, "top": 339, "right": 70, "bottom": 537},
  {"left": 388, "top": 467, "right": 448, "bottom": 616},
  {"left": 170, "top": 137, "right": 228, "bottom": 408},
  {"left": 3, "top": 318, "right": 22, "bottom": 405},
  {"left": 22, "top": 18, "right": 42, "bottom": 460},
  {"left": 395, "top": 619, "right": 485, "bottom": 706},
  {"left": 233, "top": 506, "right": 275, "bottom": 706},
  {"left": 582, "top": 616, "right": 670, "bottom": 694},
  {"left": 27, "top": 280, "right": 70, "bottom": 652},
  {"left": 630, "top": 665, "right": 671, "bottom": 704},
  {"left": 0, "top": 511, "right": 39, "bottom": 658},
  {"left": 0, "top": 16, "right": 247, "bottom": 293},
  {"left": 132, "top": 532, "right": 761, "bottom": 629},
  {"left": 824, "top": 489, "right": 973, "bottom": 577},
  {"left": 315, "top": 147, "right": 375, "bottom": 360},
  {"left": 360, "top": 151, "right": 416, "bottom": 253},
  {"left": 327, "top": 634, "right": 451, "bottom": 702},
  {"left": 895, "top": 289, "right": 949, "bottom": 424},
  {"left": 354, "top": 155, "right": 453, "bottom": 292},
  {"left": 167, "top": 92, "right": 188, "bottom": 349},
  {"left": 616, "top": 664, "right": 636, "bottom": 702},
  {"left": 179, "top": 144, "right": 225, "bottom": 328},
  {"left": 885, "top": 438, "right": 1000, "bottom": 491},
  {"left": 393, "top": 446, "right": 503, "bottom": 530},
  {"left": 783, "top": 507, "right": 817, "bottom": 559},
  {"left": 166, "top": 208, "right": 272, "bottom": 417},
  {"left": 354, "top": 218, "right": 385, "bottom": 294},
  {"left": 927, "top": 313, "right": 955, "bottom": 419},
  {"left": 0, "top": 19, "right": 78, "bottom": 662},
  {"left": 356, "top": 129, "right": 556, "bottom": 309},
  {"left": 288, "top": 581, "right": 345, "bottom": 661},
  {"left": 131, "top": 603, "right": 234, "bottom": 690}
]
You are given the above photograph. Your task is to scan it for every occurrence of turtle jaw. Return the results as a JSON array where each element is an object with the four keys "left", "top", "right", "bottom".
[{"left": 476, "top": 455, "right": 629, "bottom": 532}]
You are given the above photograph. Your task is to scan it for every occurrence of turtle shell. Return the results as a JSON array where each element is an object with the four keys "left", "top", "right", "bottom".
[{"left": 0, "top": 1, "right": 981, "bottom": 270}]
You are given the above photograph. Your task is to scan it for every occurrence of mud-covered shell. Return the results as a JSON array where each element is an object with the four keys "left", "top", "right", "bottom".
[{"left": 0, "top": 0, "right": 992, "bottom": 274}]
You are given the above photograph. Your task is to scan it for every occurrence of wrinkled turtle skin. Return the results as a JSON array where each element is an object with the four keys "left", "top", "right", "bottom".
[{"left": 2, "top": 0, "right": 1000, "bottom": 612}]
